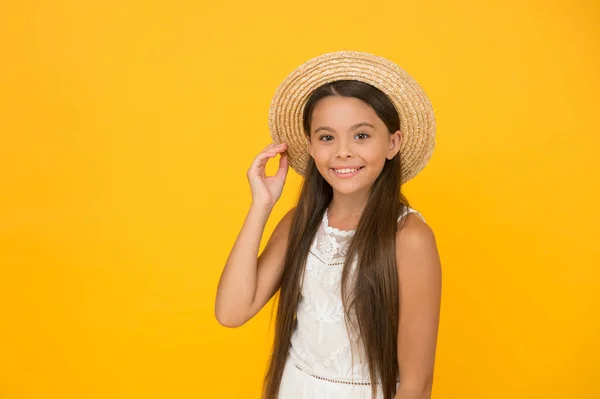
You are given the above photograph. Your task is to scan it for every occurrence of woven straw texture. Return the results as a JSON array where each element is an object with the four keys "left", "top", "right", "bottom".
[{"left": 268, "top": 50, "right": 436, "bottom": 183}]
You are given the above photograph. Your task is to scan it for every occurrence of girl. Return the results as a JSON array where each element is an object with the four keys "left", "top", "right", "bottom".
[{"left": 215, "top": 51, "right": 442, "bottom": 399}]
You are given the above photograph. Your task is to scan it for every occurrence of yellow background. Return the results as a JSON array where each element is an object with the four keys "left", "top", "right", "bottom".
[{"left": 1, "top": 0, "right": 598, "bottom": 398}]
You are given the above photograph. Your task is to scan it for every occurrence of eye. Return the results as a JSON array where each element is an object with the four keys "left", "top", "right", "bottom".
[
  {"left": 318, "top": 132, "right": 369, "bottom": 142},
  {"left": 318, "top": 135, "right": 333, "bottom": 142}
]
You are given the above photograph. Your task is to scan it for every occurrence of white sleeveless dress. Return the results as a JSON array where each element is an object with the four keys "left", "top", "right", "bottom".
[{"left": 277, "top": 206, "right": 426, "bottom": 398}]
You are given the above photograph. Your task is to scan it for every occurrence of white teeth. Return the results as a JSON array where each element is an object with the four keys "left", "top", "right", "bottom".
[{"left": 334, "top": 167, "right": 361, "bottom": 174}]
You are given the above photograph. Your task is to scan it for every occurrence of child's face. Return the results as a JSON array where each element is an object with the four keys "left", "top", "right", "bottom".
[{"left": 308, "top": 95, "right": 402, "bottom": 196}]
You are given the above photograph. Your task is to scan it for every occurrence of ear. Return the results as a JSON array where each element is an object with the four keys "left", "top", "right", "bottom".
[
  {"left": 308, "top": 136, "right": 313, "bottom": 158},
  {"left": 387, "top": 130, "right": 402, "bottom": 160}
]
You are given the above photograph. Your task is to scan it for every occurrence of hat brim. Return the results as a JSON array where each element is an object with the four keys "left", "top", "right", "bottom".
[{"left": 268, "top": 50, "right": 436, "bottom": 183}]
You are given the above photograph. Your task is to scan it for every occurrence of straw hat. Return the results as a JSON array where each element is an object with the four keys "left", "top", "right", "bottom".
[{"left": 268, "top": 50, "right": 436, "bottom": 183}]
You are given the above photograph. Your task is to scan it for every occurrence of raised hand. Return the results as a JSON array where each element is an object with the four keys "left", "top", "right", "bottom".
[{"left": 246, "top": 142, "right": 289, "bottom": 209}]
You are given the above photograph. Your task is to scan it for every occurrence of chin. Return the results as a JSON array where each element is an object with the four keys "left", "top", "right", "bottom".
[
  {"left": 330, "top": 180, "right": 367, "bottom": 193},
  {"left": 320, "top": 169, "right": 366, "bottom": 190}
]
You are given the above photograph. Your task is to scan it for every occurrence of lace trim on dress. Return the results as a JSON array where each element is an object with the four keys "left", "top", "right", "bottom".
[
  {"left": 323, "top": 208, "right": 356, "bottom": 237},
  {"left": 291, "top": 359, "right": 386, "bottom": 386},
  {"left": 324, "top": 206, "right": 426, "bottom": 236}
]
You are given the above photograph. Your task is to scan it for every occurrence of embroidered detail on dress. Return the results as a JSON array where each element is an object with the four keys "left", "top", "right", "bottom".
[
  {"left": 336, "top": 357, "right": 370, "bottom": 380},
  {"left": 306, "top": 246, "right": 360, "bottom": 288},
  {"left": 318, "top": 234, "right": 340, "bottom": 258},
  {"left": 303, "top": 295, "right": 344, "bottom": 344},
  {"left": 338, "top": 239, "right": 350, "bottom": 257},
  {"left": 323, "top": 208, "right": 356, "bottom": 237},
  {"left": 306, "top": 252, "right": 343, "bottom": 287},
  {"left": 294, "top": 331, "right": 370, "bottom": 381},
  {"left": 296, "top": 331, "right": 317, "bottom": 364}
]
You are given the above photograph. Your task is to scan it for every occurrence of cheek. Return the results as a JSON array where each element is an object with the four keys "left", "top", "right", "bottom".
[
  {"left": 312, "top": 149, "right": 329, "bottom": 164},
  {"left": 363, "top": 147, "right": 386, "bottom": 162},
  {"left": 361, "top": 150, "right": 389, "bottom": 172}
]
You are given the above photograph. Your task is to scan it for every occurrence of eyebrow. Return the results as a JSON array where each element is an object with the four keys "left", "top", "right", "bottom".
[{"left": 313, "top": 122, "right": 375, "bottom": 135}]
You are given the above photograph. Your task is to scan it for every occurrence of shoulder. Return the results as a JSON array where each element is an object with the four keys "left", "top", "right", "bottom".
[
  {"left": 395, "top": 212, "right": 441, "bottom": 276},
  {"left": 396, "top": 212, "right": 435, "bottom": 247}
]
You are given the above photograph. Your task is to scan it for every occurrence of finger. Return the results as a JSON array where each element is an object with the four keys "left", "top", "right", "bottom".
[
  {"left": 262, "top": 142, "right": 286, "bottom": 152},
  {"left": 249, "top": 144, "right": 287, "bottom": 175},
  {"left": 267, "top": 142, "right": 287, "bottom": 151},
  {"left": 250, "top": 151, "right": 277, "bottom": 173},
  {"left": 257, "top": 147, "right": 286, "bottom": 163},
  {"left": 275, "top": 152, "right": 288, "bottom": 181},
  {"left": 262, "top": 143, "right": 276, "bottom": 152}
]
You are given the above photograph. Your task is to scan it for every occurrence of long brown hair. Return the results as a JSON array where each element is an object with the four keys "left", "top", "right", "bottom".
[{"left": 262, "top": 80, "right": 412, "bottom": 399}]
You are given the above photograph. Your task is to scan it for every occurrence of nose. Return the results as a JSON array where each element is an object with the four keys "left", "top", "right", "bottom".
[{"left": 335, "top": 139, "right": 354, "bottom": 159}]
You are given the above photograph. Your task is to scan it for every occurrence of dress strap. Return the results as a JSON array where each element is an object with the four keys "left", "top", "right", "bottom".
[{"left": 398, "top": 206, "right": 426, "bottom": 223}]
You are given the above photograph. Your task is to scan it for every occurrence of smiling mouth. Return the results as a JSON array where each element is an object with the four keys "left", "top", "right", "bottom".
[{"left": 331, "top": 166, "right": 365, "bottom": 176}]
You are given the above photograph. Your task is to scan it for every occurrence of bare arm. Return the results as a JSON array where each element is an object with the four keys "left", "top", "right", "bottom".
[
  {"left": 394, "top": 213, "right": 442, "bottom": 399},
  {"left": 214, "top": 141, "right": 290, "bottom": 328},
  {"left": 214, "top": 205, "right": 294, "bottom": 327}
]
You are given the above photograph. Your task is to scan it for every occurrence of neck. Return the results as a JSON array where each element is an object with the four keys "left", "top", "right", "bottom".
[{"left": 328, "top": 189, "right": 370, "bottom": 220}]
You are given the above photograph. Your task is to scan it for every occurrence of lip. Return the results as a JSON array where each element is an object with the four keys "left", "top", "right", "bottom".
[
  {"left": 330, "top": 166, "right": 364, "bottom": 179},
  {"left": 331, "top": 165, "right": 363, "bottom": 170}
]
